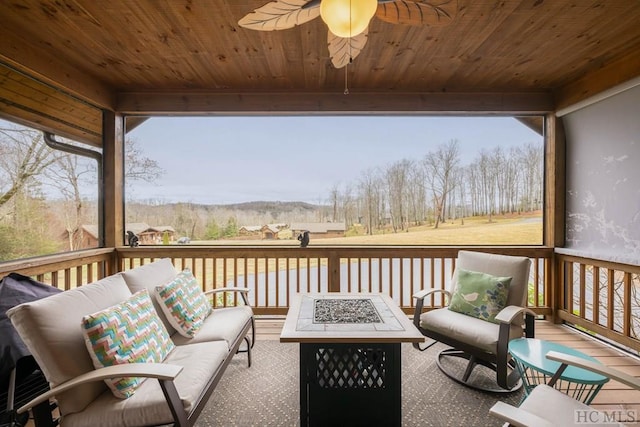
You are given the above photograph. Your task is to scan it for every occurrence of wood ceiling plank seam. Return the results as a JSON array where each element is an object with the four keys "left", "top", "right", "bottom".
[
  {"left": 0, "top": 101, "right": 102, "bottom": 147},
  {"left": 0, "top": 32, "right": 115, "bottom": 109},
  {"left": 0, "top": 85, "right": 102, "bottom": 136},
  {"left": 1, "top": 71, "right": 102, "bottom": 125},
  {"left": 1, "top": 0, "right": 639, "bottom": 100},
  {"left": 0, "top": 64, "right": 103, "bottom": 138},
  {"left": 433, "top": 1, "right": 521, "bottom": 90},
  {"left": 154, "top": 2, "right": 209, "bottom": 88},
  {"left": 298, "top": 23, "right": 326, "bottom": 89}
]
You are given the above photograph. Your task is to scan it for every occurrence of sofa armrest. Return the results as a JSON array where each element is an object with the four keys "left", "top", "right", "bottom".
[{"left": 16, "top": 363, "right": 183, "bottom": 415}]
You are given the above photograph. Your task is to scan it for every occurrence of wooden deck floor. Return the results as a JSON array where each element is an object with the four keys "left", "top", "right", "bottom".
[{"left": 256, "top": 317, "right": 640, "bottom": 415}]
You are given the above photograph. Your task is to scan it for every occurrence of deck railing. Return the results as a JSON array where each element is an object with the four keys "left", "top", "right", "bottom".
[
  {"left": 0, "top": 248, "right": 115, "bottom": 289},
  {"left": 115, "top": 246, "right": 553, "bottom": 316},
  {"left": 0, "top": 247, "right": 552, "bottom": 316},
  {"left": 555, "top": 253, "right": 640, "bottom": 352},
  {"left": 6, "top": 246, "right": 640, "bottom": 352}
]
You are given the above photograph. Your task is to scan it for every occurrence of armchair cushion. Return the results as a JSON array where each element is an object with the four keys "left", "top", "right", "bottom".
[
  {"left": 420, "top": 308, "right": 523, "bottom": 353},
  {"left": 154, "top": 269, "right": 212, "bottom": 338},
  {"left": 448, "top": 269, "right": 512, "bottom": 323},
  {"left": 82, "top": 289, "right": 175, "bottom": 398}
]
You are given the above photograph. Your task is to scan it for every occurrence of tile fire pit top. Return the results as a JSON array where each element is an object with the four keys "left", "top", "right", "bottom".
[
  {"left": 313, "top": 298, "right": 381, "bottom": 324},
  {"left": 295, "top": 294, "right": 405, "bottom": 333}
]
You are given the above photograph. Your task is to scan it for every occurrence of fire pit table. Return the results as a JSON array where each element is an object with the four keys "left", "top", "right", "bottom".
[{"left": 280, "top": 293, "right": 424, "bottom": 427}]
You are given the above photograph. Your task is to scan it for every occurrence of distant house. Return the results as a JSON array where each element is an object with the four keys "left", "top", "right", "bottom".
[
  {"left": 290, "top": 222, "right": 346, "bottom": 239},
  {"left": 261, "top": 224, "right": 280, "bottom": 240},
  {"left": 124, "top": 223, "right": 176, "bottom": 245},
  {"left": 148, "top": 226, "right": 176, "bottom": 244},
  {"left": 238, "top": 225, "right": 261, "bottom": 236},
  {"left": 261, "top": 223, "right": 288, "bottom": 240},
  {"left": 63, "top": 225, "right": 99, "bottom": 250}
]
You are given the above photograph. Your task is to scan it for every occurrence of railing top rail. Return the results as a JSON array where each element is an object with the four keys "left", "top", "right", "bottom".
[
  {"left": 0, "top": 248, "right": 115, "bottom": 277},
  {"left": 116, "top": 246, "right": 553, "bottom": 258},
  {"left": 555, "top": 252, "right": 640, "bottom": 272}
]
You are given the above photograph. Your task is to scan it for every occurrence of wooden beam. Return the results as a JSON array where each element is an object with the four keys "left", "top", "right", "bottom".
[
  {"left": 0, "top": 31, "right": 116, "bottom": 110},
  {"left": 545, "top": 114, "right": 566, "bottom": 249},
  {"left": 103, "top": 111, "right": 125, "bottom": 250},
  {"left": 116, "top": 92, "right": 554, "bottom": 115},
  {"left": 554, "top": 47, "right": 640, "bottom": 112}
]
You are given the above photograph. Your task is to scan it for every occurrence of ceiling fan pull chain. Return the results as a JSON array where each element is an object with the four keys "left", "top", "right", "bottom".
[
  {"left": 344, "top": 0, "right": 351, "bottom": 95},
  {"left": 344, "top": 64, "right": 349, "bottom": 95}
]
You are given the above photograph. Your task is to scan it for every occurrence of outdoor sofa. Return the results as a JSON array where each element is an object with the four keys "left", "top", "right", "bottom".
[{"left": 7, "top": 258, "right": 254, "bottom": 427}]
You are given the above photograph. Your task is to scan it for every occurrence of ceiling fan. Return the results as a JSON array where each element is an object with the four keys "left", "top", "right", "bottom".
[{"left": 238, "top": 0, "right": 457, "bottom": 69}]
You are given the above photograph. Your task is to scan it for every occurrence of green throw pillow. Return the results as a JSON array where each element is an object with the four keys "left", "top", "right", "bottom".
[{"left": 448, "top": 268, "right": 512, "bottom": 323}]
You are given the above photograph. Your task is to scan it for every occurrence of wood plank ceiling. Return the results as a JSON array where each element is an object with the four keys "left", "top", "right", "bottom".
[{"left": 0, "top": 0, "right": 639, "bottom": 113}]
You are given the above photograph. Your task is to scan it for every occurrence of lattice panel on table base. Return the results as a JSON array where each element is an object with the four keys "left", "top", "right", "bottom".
[{"left": 315, "top": 347, "right": 386, "bottom": 389}]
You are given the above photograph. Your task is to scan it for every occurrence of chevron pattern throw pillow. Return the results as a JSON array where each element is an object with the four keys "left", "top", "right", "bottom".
[
  {"left": 81, "top": 289, "right": 175, "bottom": 398},
  {"left": 155, "top": 269, "right": 212, "bottom": 338}
]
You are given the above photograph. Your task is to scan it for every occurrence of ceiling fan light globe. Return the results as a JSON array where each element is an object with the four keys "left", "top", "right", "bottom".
[{"left": 320, "top": 0, "right": 377, "bottom": 38}]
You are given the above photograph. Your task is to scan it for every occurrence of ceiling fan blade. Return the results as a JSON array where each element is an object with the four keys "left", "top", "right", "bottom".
[
  {"left": 327, "top": 30, "right": 369, "bottom": 69},
  {"left": 376, "top": 0, "right": 457, "bottom": 26},
  {"left": 238, "top": 0, "right": 320, "bottom": 31}
]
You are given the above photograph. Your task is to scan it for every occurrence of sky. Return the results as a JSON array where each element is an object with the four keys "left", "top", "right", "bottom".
[{"left": 127, "top": 116, "right": 543, "bottom": 205}]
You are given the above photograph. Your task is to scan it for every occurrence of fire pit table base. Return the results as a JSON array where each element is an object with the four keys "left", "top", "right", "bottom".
[{"left": 300, "top": 342, "right": 401, "bottom": 427}]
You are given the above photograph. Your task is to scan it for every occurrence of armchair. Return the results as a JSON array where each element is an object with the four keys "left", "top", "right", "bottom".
[
  {"left": 490, "top": 350, "right": 640, "bottom": 426},
  {"left": 412, "top": 250, "right": 535, "bottom": 392}
]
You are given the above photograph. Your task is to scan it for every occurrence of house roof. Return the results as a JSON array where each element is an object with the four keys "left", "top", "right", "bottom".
[
  {"left": 81, "top": 225, "right": 99, "bottom": 239},
  {"left": 125, "top": 223, "right": 150, "bottom": 235},
  {"left": 150, "top": 226, "right": 176, "bottom": 233},
  {"left": 239, "top": 226, "right": 262, "bottom": 232}
]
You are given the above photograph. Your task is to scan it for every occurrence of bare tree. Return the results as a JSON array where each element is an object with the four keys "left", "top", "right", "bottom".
[
  {"left": 384, "top": 159, "right": 411, "bottom": 232},
  {"left": 0, "top": 126, "right": 60, "bottom": 209},
  {"left": 358, "top": 168, "right": 383, "bottom": 235},
  {"left": 423, "top": 140, "right": 460, "bottom": 229},
  {"left": 46, "top": 154, "right": 96, "bottom": 250},
  {"left": 407, "top": 163, "right": 427, "bottom": 226},
  {"left": 125, "top": 137, "right": 163, "bottom": 184},
  {"left": 329, "top": 184, "right": 340, "bottom": 222}
]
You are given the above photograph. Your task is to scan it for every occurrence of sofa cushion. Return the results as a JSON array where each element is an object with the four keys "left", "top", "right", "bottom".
[
  {"left": 120, "top": 258, "right": 179, "bottom": 335},
  {"left": 419, "top": 308, "right": 522, "bottom": 354},
  {"left": 61, "top": 341, "right": 229, "bottom": 427},
  {"left": 82, "top": 289, "right": 175, "bottom": 398},
  {"left": 448, "top": 268, "right": 512, "bottom": 324},
  {"left": 171, "top": 305, "right": 253, "bottom": 348},
  {"left": 154, "top": 269, "right": 212, "bottom": 338},
  {"left": 6, "top": 274, "right": 132, "bottom": 415}
]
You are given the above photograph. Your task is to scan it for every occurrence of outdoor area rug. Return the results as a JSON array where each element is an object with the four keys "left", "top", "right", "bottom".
[{"left": 195, "top": 340, "right": 524, "bottom": 427}]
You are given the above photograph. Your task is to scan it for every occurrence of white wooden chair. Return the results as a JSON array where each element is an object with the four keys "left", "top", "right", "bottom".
[{"left": 490, "top": 350, "right": 640, "bottom": 426}]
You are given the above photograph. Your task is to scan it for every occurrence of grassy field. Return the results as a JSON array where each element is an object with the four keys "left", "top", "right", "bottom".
[{"left": 192, "top": 211, "right": 543, "bottom": 246}]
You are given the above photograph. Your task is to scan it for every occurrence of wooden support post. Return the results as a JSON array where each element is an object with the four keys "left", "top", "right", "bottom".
[
  {"left": 545, "top": 113, "right": 566, "bottom": 323},
  {"left": 103, "top": 111, "right": 125, "bottom": 275}
]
